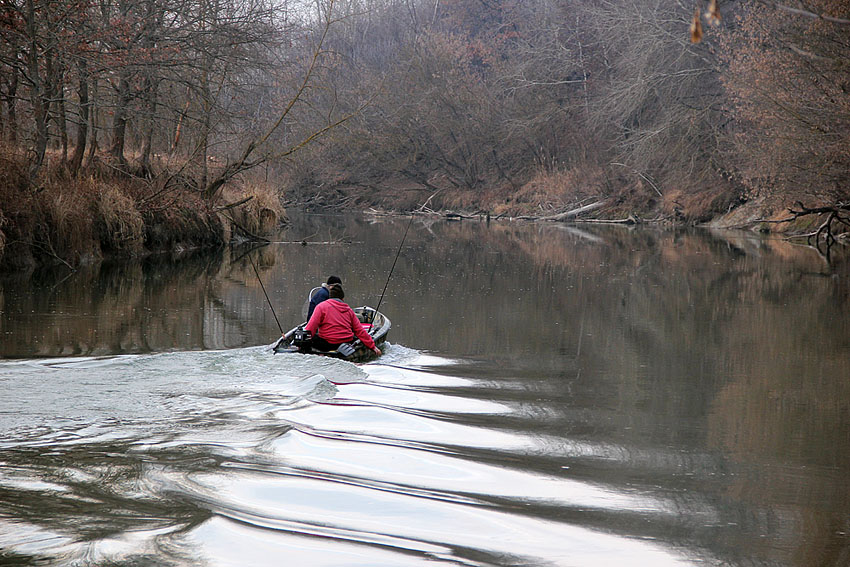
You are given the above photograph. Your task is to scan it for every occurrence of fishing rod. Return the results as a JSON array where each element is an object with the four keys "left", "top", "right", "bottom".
[
  {"left": 372, "top": 213, "right": 415, "bottom": 323},
  {"left": 248, "top": 250, "right": 284, "bottom": 335}
]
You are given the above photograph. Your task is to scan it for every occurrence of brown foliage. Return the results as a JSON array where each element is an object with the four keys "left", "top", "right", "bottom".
[
  {"left": 0, "top": 150, "right": 235, "bottom": 269},
  {"left": 495, "top": 165, "right": 608, "bottom": 217},
  {"left": 141, "top": 193, "right": 225, "bottom": 252},
  {"left": 720, "top": 1, "right": 850, "bottom": 203},
  {"left": 663, "top": 187, "right": 740, "bottom": 223},
  {"left": 220, "top": 179, "right": 287, "bottom": 239},
  {"left": 0, "top": 145, "right": 29, "bottom": 193},
  {"left": 96, "top": 183, "right": 145, "bottom": 254},
  {"left": 0, "top": 147, "right": 39, "bottom": 268},
  {"left": 690, "top": 7, "right": 704, "bottom": 43}
]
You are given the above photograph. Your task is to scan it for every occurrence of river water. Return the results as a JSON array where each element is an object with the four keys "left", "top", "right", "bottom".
[{"left": 1, "top": 213, "right": 849, "bottom": 566}]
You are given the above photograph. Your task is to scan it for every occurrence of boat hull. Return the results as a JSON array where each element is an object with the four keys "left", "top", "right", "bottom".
[{"left": 273, "top": 306, "right": 390, "bottom": 363}]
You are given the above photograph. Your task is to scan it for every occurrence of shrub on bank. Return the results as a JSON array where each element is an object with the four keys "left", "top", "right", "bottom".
[
  {"left": 143, "top": 197, "right": 226, "bottom": 251},
  {"left": 0, "top": 146, "right": 38, "bottom": 269},
  {"left": 34, "top": 177, "right": 100, "bottom": 264},
  {"left": 495, "top": 166, "right": 609, "bottom": 217},
  {"left": 0, "top": 152, "right": 287, "bottom": 271},
  {"left": 96, "top": 183, "right": 146, "bottom": 255},
  {"left": 220, "top": 178, "right": 287, "bottom": 240}
]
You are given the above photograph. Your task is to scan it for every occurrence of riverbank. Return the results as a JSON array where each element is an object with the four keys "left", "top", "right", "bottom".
[
  {"left": 288, "top": 169, "right": 847, "bottom": 245},
  {"left": 357, "top": 201, "right": 845, "bottom": 242},
  {"left": 0, "top": 148, "right": 286, "bottom": 272},
  {"left": 2, "top": 149, "right": 845, "bottom": 272}
]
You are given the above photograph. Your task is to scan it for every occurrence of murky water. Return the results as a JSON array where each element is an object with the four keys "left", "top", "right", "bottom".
[{"left": 1, "top": 213, "right": 849, "bottom": 566}]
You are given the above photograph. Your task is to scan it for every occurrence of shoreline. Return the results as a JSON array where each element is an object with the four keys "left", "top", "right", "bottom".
[{"left": 2, "top": 193, "right": 847, "bottom": 273}]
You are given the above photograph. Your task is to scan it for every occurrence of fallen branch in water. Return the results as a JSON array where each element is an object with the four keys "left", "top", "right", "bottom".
[
  {"left": 786, "top": 202, "right": 850, "bottom": 253},
  {"left": 219, "top": 211, "right": 270, "bottom": 242},
  {"left": 445, "top": 211, "right": 476, "bottom": 220},
  {"left": 538, "top": 199, "right": 609, "bottom": 221},
  {"left": 275, "top": 240, "right": 353, "bottom": 245},
  {"left": 416, "top": 190, "right": 441, "bottom": 212},
  {"left": 9, "top": 238, "right": 76, "bottom": 270},
  {"left": 742, "top": 202, "right": 850, "bottom": 260},
  {"left": 575, "top": 214, "right": 642, "bottom": 225},
  {"left": 275, "top": 229, "right": 351, "bottom": 245},
  {"left": 412, "top": 207, "right": 438, "bottom": 215}
]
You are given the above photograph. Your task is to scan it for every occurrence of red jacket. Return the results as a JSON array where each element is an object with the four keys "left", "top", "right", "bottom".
[{"left": 304, "top": 299, "right": 377, "bottom": 350}]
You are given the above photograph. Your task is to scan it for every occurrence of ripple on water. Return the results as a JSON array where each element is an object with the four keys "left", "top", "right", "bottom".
[
  {"left": 164, "top": 467, "right": 695, "bottom": 567},
  {"left": 0, "top": 345, "right": 718, "bottom": 566}
]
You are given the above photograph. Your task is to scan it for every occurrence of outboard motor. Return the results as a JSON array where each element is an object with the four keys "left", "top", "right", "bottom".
[{"left": 292, "top": 328, "right": 312, "bottom": 351}]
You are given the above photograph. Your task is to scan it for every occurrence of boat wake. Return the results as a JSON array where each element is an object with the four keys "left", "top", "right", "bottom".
[{"left": 0, "top": 344, "right": 714, "bottom": 566}]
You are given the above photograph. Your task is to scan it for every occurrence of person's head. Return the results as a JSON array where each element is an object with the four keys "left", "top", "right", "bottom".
[
  {"left": 328, "top": 283, "right": 345, "bottom": 299},
  {"left": 326, "top": 275, "right": 342, "bottom": 286}
]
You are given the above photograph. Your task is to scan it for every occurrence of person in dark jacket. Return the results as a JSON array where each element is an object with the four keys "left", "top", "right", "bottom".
[{"left": 306, "top": 275, "right": 342, "bottom": 321}]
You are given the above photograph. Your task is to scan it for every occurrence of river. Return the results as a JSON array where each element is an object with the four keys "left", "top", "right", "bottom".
[{"left": 1, "top": 213, "right": 849, "bottom": 566}]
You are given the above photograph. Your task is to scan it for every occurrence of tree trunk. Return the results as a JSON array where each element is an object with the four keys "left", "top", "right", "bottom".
[
  {"left": 57, "top": 76, "right": 69, "bottom": 163},
  {"left": 26, "top": 0, "right": 50, "bottom": 180},
  {"left": 109, "top": 72, "right": 132, "bottom": 166},
  {"left": 140, "top": 73, "right": 158, "bottom": 176},
  {"left": 172, "top": 96, "right": 189, "bottom": 153},
  {"left": 138, "top": 0, "right": 161, "bottom": 177},
  {"left": 9, "top": 72, "right": 18, "bottom": 143},
  {"left": 69, "top": 60, "right": 89, "bottom": 175},
  {"left": 199, "top": 56, "right": 212, "bottom": 190},
  {"left": 539, "top": 200, "right": 609, "bottom": 221},
  {"left": 1, "top": 71, "right": 17, "bottom": 143},
  {"left": 85, "top": 80, "right": 99, "bottom": 168}
]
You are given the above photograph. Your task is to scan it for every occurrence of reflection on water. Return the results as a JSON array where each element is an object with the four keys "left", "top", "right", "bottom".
[{"left": 1, "top": 214, "right": 849, "bottom": 566}]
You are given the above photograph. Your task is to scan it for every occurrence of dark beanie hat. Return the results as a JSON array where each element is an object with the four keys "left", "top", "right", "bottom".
[{"left": 327, "top": 275, "right": 342, "bottom": 285}]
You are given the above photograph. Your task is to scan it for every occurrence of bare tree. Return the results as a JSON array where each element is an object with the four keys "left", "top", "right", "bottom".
[
  {"left": 720, "top": 0, "right": 850, "bottom": 203},
  {"left": 584, "top": 0, "right": 728, "bottom": 200}
]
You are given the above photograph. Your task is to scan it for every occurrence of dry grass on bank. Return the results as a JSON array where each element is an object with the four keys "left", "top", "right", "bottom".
[
  {"left": 36, "top": 177, "right": 100, "bottom": 263},
  {"left": 661, "top": 187, "right": 742, "bottom": 224},
  {"left": 96, "top": 183, "right": 145, "bottom": 254},
  {"left": 220, "top": 177, "right": 287, "bottom": 240},
  {"left": 359, "top": 166, "right": 613, "bottom": 217},
  {"left": 0, "top": 172, "right": 153, "bottom": 268},
  {"left": 498, "top": 166, "right": 609, "bottom": 216},
  {"left": 0, "top": 149, "right": 287, "bottom": 270},
  {"left": 502, "top": 167, "right": 746, "bottom": 224}
]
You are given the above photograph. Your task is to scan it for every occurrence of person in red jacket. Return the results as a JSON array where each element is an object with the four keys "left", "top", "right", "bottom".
[{"left": 303, "top": 284, "right": 381, "bottom": 356}]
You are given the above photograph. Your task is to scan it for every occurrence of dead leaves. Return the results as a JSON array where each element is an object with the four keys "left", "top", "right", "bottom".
[
  {"left": 691, "top": 0, "right": 722, "bottom": 44},
  {"left": 706, "top": 0, "right": 722, "bottom": 25},
  {"left": 690, "top": 8, "right": 704, "bottom": 43}
]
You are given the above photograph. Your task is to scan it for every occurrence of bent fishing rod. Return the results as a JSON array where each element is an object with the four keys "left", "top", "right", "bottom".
[
  {"left": 372, "top": 213, "right": 415, "bottom": 323},
  {"left": 248, "top": 250, "right": 284, "bottom": 335}
]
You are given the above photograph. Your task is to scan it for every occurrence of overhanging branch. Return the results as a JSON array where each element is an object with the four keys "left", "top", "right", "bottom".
[{"left": 767, "top": 2, "right": 850, "bottom": 25}]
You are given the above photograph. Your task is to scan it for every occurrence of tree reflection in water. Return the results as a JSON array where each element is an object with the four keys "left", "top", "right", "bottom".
[{"left": 0, "top": 213, "right": 848, "bottom": 566}]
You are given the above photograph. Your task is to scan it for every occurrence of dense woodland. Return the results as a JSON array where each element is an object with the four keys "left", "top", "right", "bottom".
[{"left": 0, "top": 0, "right": 848, "bottom": 268}]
